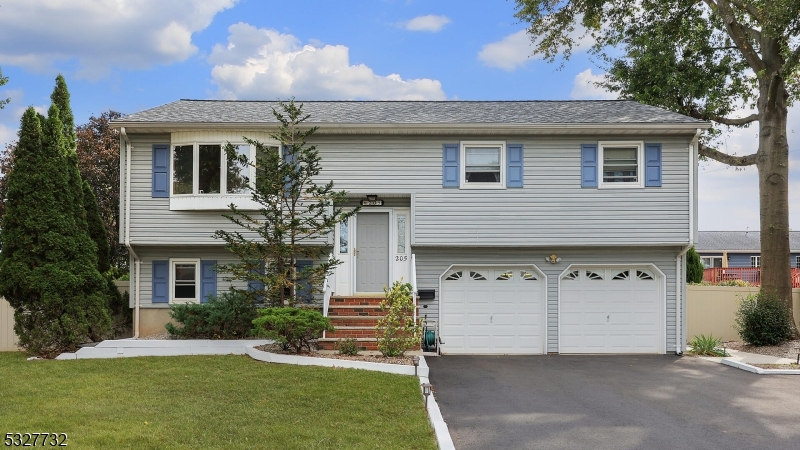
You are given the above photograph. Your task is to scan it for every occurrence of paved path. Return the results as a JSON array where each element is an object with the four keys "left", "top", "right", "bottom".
[{"left": 427, "top": 355, "right": 800, "bottom": 450}]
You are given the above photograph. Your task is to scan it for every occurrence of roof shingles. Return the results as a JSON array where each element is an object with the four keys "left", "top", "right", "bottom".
[
  {"left": 117, "top": 100, "right": 706, "bottom": 125},
  {"left": 695, "top": 231, "right": 800, "bottom": 252}
]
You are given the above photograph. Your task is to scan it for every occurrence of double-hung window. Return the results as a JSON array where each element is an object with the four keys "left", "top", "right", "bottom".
[
  {"left": 460, "top": 141, "right": 506, "bottom": 189},
  {"left": 170, "top": 259, "right": 199, "bottom": 304},
  {"left": 598, "top": 141, "right": 644, "bottom": 188},
  {"left": 751, "top": 256, "right": 761, "bottom": 268}
]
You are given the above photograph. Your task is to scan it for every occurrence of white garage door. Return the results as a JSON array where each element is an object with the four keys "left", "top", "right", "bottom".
[
  {"left": 559, "top": 267, "right": 662, "bottom": 354},
  {"left": 440, "top": 267, "right": 545, "bottom": 354}
]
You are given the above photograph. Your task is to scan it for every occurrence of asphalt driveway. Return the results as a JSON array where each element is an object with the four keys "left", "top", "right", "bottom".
[{"left": 427, "top": 355, "right": 800, "bottom": 450}]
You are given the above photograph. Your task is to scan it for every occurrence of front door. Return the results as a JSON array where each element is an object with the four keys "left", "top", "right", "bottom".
[{"left": 356, "top": 212, "right": 390, "bottom": 292}]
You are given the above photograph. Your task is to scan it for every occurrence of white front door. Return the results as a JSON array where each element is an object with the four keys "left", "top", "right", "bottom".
[
  {"left": 440, "top": 266, "right": 546, "bottom": 354},
  {"left": 356, "top": 212, "right": 390, "bottom": 292},
  {"left": 559, "top": 266, "right": 663, "bottom": 354}
]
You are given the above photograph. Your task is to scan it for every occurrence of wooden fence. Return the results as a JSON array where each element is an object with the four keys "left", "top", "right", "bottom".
[
  {"left": 1, "top": 297, "right": 19, "bottom": 351},
  {"left": 702, "top": 267, "right": 800, "bottom": 288}
]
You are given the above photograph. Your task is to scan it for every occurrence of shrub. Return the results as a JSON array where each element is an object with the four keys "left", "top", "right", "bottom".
[
  {"left": 335, "top": 338, "right": 360, "bottom": 356},
  {"left": 688, "top": 334, "right": 726, "bottom": 356},
  {"left": 718, "top": 279, "right": 752, "bottom": 287},
  {"left": 686, "top": 247, "right": 704, "bottom": 283},
  {"left": 165, "top": 291, "right": 258, "bottom": 339},
  {"left": 375, "top": 281, "right": 422, "bottom": 357},
  {"left": 252, "top": 307, "right": 333, "bottom": 353},
  {"left": 734, "top": 293, "right": 797, "bottom": 346}
]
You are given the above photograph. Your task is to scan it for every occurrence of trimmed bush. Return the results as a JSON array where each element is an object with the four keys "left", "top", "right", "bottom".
[
  {"left": 734, "top": 293, "right": 797, "bottom": 346},
  {"left": 335, "top": 338, "right": 360, "bottom": 356},
  {"left": 252, "top": 307, "right": 333, "bottom": 353},
  {"left": 376, "top": 281, "right": 422, "bottom": 357},
  {"left": 688, "top": 334, "right": 726, "bottom": 356},
  {"left": 686, "top": 247, "right": 704, "bottom": 283},
  {"left": 165, "top": 291, "right": 258, "bottom": 339}
]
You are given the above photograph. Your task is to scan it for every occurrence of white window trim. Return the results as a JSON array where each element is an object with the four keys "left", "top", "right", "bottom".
[
  {"left": 459, "top": 141, "right": 506, "bottom": 190},
  {"left": 751, "top": 256, "right": 761, "bottom": 268},
  {"left": 701, "top": 256, "right": 723, "bottom": 269},
  {"left": 169, "top": 258, "right": 201, "bottom": 304},
  {"left": 598, "top": 141, "right": 645, "bottom": 189},
  {"left": 169, "top": 141, "right": 278, "bottom": 211}
]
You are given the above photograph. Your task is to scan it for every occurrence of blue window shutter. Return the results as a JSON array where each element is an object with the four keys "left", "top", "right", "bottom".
[
  {"left": 442, "top": 144, "right": 459, "bottom": 187},
  {"left": 152, "top": 260, "right": 169, "bottom": 303},
  {"left": 581, "top": 144, "right": 598, "bottom": 188},
  {"left": 645, "top": 143, "right": 662, "bottom": 187},
  {"left": 248, "top": 261, "right": 265, "bottom": 301},
  {"left": 200, "top": 260, "right": 217, "bottom": 303},
  {"left": 295, "top": 260, "right": 313, "bottom": 304},
  {"left": 506, "top": 144, "right": 524, "bottom": 188},
  {"left": 152, "top": 144, "right": 169, "bottom": 198}
]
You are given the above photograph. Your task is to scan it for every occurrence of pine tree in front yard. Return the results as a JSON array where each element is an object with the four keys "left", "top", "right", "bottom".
[{"left": 0, "top": 86, "right": 111, "bottom": 357}]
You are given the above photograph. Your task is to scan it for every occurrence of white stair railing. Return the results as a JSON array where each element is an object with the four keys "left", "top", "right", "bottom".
[
  {"left": 322, "top": 253, "right": 333, "bottom": 339},
  {"left": 411, "top": 253, "right": 418, "bottom": 324}
]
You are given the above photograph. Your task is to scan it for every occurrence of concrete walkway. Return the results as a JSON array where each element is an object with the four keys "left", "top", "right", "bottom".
[
  {"left": 56, "top": 338, "right": 272, "bottom": 359},
  {"left": 698, "top": 348, "right": 796, "bottom": 365}
]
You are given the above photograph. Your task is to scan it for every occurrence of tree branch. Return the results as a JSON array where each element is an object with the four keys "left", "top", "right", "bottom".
[
  {"left": 710, "top": 113, "right": 759, "bottom": 125},
  {"left": 728, "top": 0, "right": 762, "bottom": 22},
  {"left": 704, "top": 0, "right": 765, "bottom": 72},
  {"left": 699, "top": 143, "right": 757, "bottom": 166}
]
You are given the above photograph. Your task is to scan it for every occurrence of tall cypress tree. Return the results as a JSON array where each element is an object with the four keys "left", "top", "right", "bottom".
[{"left": 0, "top": 97, "right": 110, "bottom": 357}]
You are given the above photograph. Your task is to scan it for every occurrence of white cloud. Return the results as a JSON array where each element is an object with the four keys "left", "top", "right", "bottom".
[
  {"left": 698, "top": 104, "right": 800, "bottom": 231},
  {"left": 0, "top": 124, "right": 16, "bottom": 149},
  {"left": 0, "top": 0, "right": 237, "bottom": 78},
  {"left": 209, "top": 23, "right": 446, "bottom": 100},
  {"left": 570, "top": 69, "right": 616, "bottom": 100},
  {"left": 403, "top": 15, "right": 451, "bottom": 32},
  {"left": 479, "top": 22, "right": 594, "bottom": 71}
]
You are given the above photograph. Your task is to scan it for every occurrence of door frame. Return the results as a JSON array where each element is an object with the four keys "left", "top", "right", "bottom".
[
  {"left": 556, "top": 263, "right": 667, "bottom": 354},
  {"left": 438, "top": 264, "right": 548, "bottom": 355},
  {"left": 353, "top": 208, "right": 394, "bottom": 294}
]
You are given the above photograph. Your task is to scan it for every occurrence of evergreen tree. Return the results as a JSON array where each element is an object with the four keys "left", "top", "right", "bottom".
[
  {"left": 0, "top": 98, "right": 110, "bottom": 357},
  {"left": 214, "top": 100, "right": 357, "bottom": 307},
  {"left": 686, "top": 247, "right": 704, "bottom": 284},
  {"left": 82, "top": 179, "right": 111, "bottom": 273}
]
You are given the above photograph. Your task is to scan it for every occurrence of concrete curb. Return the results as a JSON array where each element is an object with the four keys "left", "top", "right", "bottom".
[
  {"left": 721, "top": 358, "right": 800, "bottom": 375},
  {"left": 245, "top": 346, "right": 452, "bottom": 449},
  {"left": 245, "top": 345, "right": 429, "bottom": 377}
]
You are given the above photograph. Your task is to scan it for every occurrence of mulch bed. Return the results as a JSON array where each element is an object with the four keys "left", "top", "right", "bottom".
[
  {"left": 725, "top": 339, "right": 800, "bottom": 359},
  {"left": 751, "top": 363, "right": 800, "bottom": 370},
  {"left": 254, "top": 344, "right": 415, "bottom": 366}
]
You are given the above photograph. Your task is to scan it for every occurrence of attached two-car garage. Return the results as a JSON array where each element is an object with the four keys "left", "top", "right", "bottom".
[{"left": 438, "top": 265, "right": 664, "bottom": 355}]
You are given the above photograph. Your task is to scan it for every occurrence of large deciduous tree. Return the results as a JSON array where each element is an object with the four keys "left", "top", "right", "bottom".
[
  {"left": 75, "top": 111, "right": 126, "bottom": 272},
  {"left": 515, "top": 0, "right": 799, "bottom": 311},
  {"left": 214, "top": 100, "right": 357, "bottom": 307}
]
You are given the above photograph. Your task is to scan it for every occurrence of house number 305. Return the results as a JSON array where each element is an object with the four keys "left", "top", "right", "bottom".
[{"left": 395, "top": 255, "right": 408, "bottom": 261}]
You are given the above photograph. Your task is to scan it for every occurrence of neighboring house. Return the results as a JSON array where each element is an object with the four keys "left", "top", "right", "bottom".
[
  {"left": 112, "top": 100, "right": 708, "bottom": 355},
  {"left": 695, "top": 231, "right": 800, "bottom": 268}
]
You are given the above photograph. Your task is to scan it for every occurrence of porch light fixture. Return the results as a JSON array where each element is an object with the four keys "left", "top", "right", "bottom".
[
  {"left": 421, "top": 383, "right": 433, "bottom": 407},
  {"left": 545, "top": 254, "right": 561, "bottom": 264},
  {"left": 795, "top": 347, "right": 800, "bottom": 365},
  {"left": 412, "top": 356, "right": 420, "bottom": 377},
  {"left": 367, "top": 194, "right": 378, "bottom": 201}
]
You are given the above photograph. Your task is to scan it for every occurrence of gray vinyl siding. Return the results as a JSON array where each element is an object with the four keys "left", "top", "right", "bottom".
[
  {"left": 130, "top": 246, "right": 324, "bottom": 308},
  {"left": 727, "top": 253, "right": 759, "bottom": 267},
  {"left": 413, "top": 246, "right": 681, "bottom": 353},
  {"left": 129, "top": 246, "right": 249, "bottom": 308},
  {"left": 125, "top": 133, "right": 692, "bottom": 246}
]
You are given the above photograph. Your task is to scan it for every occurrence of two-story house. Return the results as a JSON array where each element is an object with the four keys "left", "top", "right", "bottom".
[{"left": 113, "top": 100, "right": 708, "bottom": 355}]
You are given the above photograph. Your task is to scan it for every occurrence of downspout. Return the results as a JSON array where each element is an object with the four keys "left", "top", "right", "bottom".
[
  {"left": 121, "top": 127, "right": 141, "bottom": 338},
  {"left": 676, "top": 128, "right": 702, "bottom": 355}
]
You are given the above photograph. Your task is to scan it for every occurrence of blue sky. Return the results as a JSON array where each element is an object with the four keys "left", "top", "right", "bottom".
[{"left": 0, "top": 0, "right": 797, "bottom": 231}]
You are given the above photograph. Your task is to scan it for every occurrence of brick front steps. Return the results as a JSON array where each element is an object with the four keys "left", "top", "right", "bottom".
[{"left": 321, "top": 296, "right": 418, "bottom": 352}]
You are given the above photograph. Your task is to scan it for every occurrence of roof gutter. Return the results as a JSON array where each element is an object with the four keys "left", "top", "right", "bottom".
[{"left": 120, "top": 127, "right": 141, "bottom": 339}]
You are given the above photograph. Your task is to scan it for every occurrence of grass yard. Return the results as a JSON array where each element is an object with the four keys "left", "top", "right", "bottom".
[{"left": 0, "top": 353, "right": 436, "bottom": 449}]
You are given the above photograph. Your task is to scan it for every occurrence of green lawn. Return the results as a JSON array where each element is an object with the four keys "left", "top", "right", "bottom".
[{"left": 0, "top": 353, "right": 436, "bottom": 449}]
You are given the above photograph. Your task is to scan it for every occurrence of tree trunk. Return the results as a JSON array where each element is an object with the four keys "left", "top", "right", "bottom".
[{"left": 756, "top": 49, "right": 793, "bottom": 318}]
